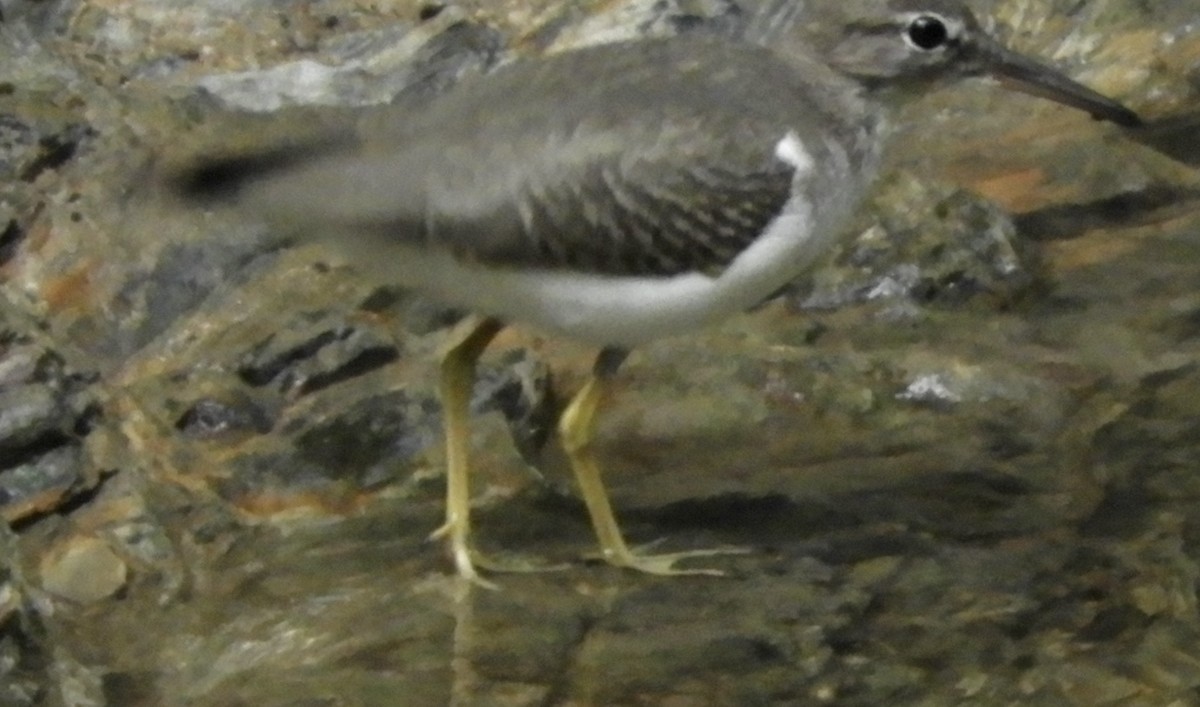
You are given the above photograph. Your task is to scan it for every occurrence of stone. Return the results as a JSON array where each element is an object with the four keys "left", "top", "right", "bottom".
[{"left": 38, "top": 536, "right": 127, "bottom": 604}]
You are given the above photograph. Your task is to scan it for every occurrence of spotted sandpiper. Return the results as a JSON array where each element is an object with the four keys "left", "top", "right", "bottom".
[{"left": 174, "top": 0, "right": 1140, "bottom": 585}]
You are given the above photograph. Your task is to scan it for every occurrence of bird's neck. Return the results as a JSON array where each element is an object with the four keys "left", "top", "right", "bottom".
[{"left": 767, "top": 42, "right": 890, "bottom": 175}]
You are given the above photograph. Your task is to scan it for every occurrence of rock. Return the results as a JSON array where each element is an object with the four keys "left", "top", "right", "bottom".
[
  {"left": 792, "top": 173, "right": 1034, "bottom": 315},
  {"left": 533, "top": 0, "right": 744, "bottom": 50},
  {"left": 472, "top": 349, "right": 556, "bottom": 467},
  {"left": 0, "top": 327, "right": 100, "bottom": 524},
  {"left": 193, "top": 6, "right": 503, "bottom": 111},
  {"left": 236, "top": 313, "right": 401, "bottom": 396},
  {"left": 38, "top": 536, "right": 127, "bottom": 604},
  {"left": 175, "top": 395, "right": 274, "bottom": 439},
  {"left": 0, "top": 522, "right": 50, "bottom": 705},
  {"left": 0, "top": 385, "right": 68, "bottom": 459},
  {"left": 0, "top": 445, "right": 87, "bottom": 524}
]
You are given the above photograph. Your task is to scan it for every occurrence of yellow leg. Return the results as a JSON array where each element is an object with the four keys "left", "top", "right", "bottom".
[
  {"left": 428, "top": 317, "right": 503, "bottom": 587},
  {"left": 559, "top": 350, "right": 746, "bottom": 576}
]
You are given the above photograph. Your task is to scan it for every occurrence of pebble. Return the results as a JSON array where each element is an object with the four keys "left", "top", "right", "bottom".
[{"left": 39, "top": 536, "right": 127, "bottom": 604}]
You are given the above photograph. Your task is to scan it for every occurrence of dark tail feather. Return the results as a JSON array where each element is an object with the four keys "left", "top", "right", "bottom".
[{"left": 169, "top": 138, "right": 351, "bottom": 203}]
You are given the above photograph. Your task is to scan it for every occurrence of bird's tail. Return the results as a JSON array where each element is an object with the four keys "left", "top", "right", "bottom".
[{"left": 168, "top": 137, "right": 353, "bottom": 205}]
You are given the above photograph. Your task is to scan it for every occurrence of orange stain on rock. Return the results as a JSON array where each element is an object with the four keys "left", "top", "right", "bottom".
[
  {"left": 968, "top": 167, "right": 1049, "bottom": 212},
  {"left": 42, "top": 262, "right": 96, "bottom": 314},
  {"left": 1, "top": 487, "right": 71, "bottom": 524},
  {"left": 230, "top": 488, "right": 377, "bottom": 518}
]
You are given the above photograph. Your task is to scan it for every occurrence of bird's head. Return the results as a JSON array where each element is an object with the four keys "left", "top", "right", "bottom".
[{"left": 802, "top": 0, "right": 1139, "bottom": 126}]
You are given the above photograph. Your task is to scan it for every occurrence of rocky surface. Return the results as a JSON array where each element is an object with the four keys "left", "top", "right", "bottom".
[{"left": 0, "top": 0, "right": 1198, "bottom": 705}]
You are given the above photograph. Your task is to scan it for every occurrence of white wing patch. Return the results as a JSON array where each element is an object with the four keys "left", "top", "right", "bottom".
[{"left": 774, "top": 130, "right": 814, "bottom": 172}]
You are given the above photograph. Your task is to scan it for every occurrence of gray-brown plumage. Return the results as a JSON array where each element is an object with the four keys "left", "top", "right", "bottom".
[{"left": 176, "top": 36, "right": 889, "bottom": 278}]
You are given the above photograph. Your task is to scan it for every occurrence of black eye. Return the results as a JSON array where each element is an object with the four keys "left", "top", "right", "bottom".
[{"left": 906, "top": 15, "right": 949, "bottom": 51}]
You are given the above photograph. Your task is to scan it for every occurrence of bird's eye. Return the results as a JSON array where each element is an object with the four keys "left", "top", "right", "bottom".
[{"left": 905, "top": 15, "right": 949, "bottom": 51}]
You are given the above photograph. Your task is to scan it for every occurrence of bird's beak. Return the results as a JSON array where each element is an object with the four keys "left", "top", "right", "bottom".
[{"left": 976, "top": 37, "right": 1142, "bottom": 128}]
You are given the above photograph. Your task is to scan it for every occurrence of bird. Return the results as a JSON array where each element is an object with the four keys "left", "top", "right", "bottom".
[{"left": 172, "top": 0, "right": 1141, "bottom": 586}]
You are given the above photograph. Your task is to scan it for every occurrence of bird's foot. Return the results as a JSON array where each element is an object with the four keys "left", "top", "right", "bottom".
[
  {"left": 428, "top": 521, "right": 498, "bottom": 590},
  {"left": 429, "top": 522, "right": 570, "bottom": 589},
  {"left": 590, "top": 541, "right": 753, "bottom": 577}
]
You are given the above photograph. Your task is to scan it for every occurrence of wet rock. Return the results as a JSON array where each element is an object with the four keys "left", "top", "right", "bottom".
[
  {"left": 291, "top": 389, "right": 440, "bottom": 488},
  {"left": 473, "top": 350, "right": 556, "bottom": 467},
  {"left": 0, "top": 0, "right": 75, "bottom": 33},
  {"left": 1089, "top": 364, "right": 1200, "bottom": 501},
  {"left": 112, "top": 238, "right": 285, "bottom": 358},
  {"left": 0, "top": 114, "right": 39, "bottom": 180},
  {"left": 0, "top": 333, "right": 100, "bottom": 525},
  {"left": 0, "top": 344, "right": 62, "bottom": 389},
  {"left": 104, "top": 515, "right": 187, "bottom": 601},
  {"left": 0, "top": 110, "right": 91, "bottom": 186},
  {"left": 794, "top": 173, "right": 1035, "bottom": 316},
  {"left": 0, "top": 445, "right": 86, "bottom": 524},
  {"left": 0, "top": 217, "right": 22, "bottom": 268},
  {"left": 532, "top": 0, "right": 744, "bottom": 50},
  {"left": 212, "top": 453, "right": 358, "bottom": 516},
  {"left": 38, "top": 535, "right": 127, "bottom": 603},
  {"left": 0, "top": 385, "right": 69, "bottom": 460},
  {"left": 0, "top": 580, "right": 17, "bottom": 632},
  {"left": 0, "top": 633, "right": 44, "bottom": 707},
  {"left": 388, "top": 292, "right": 467, "bottom": 337},
  {"left": 16, "top": 123, "right": 92, "bottom": 184},
  {"left": 0, "top": 520, "right": 25, "bottom": 629},
  {"left": 236, "top": 313, "right": 401, "bottom": 396},
  {"left": 208, "top": 343, "right": 551, "bottom": 514},
  {"left": 194, "top": 7, "right": 503, "bottom": 111},
  {"left": 278, "top": 325, "right": 400, "bottom": 396},
  {"left": 0, "top": 524, "right": 47, "bottom": 706},
  {"left": 374, "top": 14, "right": 506, "bottom": 108},
  {"left": 48, "top": 645, "right": 106, "bottom": 707},
  {"left": 463, "top": 588, "right": 590, "bottom": 689},
  {"left": 175, "top": 395, "right": 274, "bottom": 439}
]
